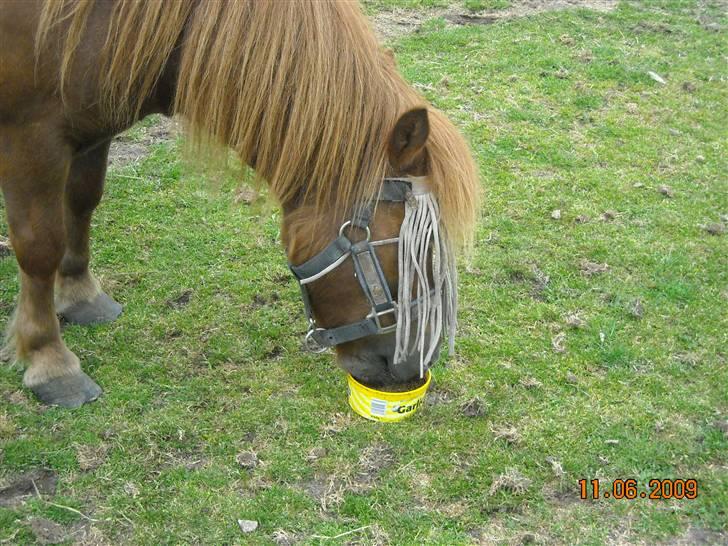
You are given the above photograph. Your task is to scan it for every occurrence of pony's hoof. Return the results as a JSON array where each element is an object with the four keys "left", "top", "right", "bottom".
[
  {"left": 59, "top": 292, "right": 122, "bottom": 325},
  {"left": 29, "top": 372, "right": 103, "bottom": 408}
]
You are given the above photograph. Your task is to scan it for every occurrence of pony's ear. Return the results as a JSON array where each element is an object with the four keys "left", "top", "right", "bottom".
[{"left": 387, "top": 108, "right": 429, "bottom": 172}]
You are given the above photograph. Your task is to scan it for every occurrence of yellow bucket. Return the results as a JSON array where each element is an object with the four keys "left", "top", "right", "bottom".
[{"left": 347, "top": 371, "right": 431, "bottom": 422}]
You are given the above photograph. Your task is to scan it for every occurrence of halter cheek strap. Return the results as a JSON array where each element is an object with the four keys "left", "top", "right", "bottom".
[{"left": 288, "top": 178, "right": 412, "bottom": 351}]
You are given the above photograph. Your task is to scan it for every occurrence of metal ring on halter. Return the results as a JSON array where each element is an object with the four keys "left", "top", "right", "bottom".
[
  {"left": 304, "top": 329, "right": 328, "bottom": 353},
  {"left": 339, "top": 220, "right": 371, "bottom": 241}
]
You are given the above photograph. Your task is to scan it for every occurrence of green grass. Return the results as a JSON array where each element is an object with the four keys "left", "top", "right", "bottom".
[
  {"left": 464, "top": 0, "right": 512, "bottom": 11},
  {"left": 1, "top": 1, "right": 727, "bottom": 544},
  {"left": 362, "top": 0, "right": 451, "bottom": 12}
]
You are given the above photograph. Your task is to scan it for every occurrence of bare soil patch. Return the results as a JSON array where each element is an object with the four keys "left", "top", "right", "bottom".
[
  {"left": 108, "top": 116, "right": 179, "bottom": 167},
  {"left": 28, "top": 518, "right": 67, "bottom": 545},
  {"left": 662, "top": 527, "right": 728, "bottom": 546},
  {"left": 371, "top": 1, "right": 617, "bottom": 41},
  {"left": 461, "top": 397, "right": 487, "bottom": 417},
  {"left": 0, "top": 235, "right": 11, "bottom": 258},
  {"left": 76, "top": 444, "right": 109, "bottom": 472},
  {"left": 167, "top": 289, "right": 193, "bottom": 309},
  {"left": 0, "top": 469, "right": 57, "bottom": 508},
  {"left": 298, "top": 442, "right": 395, "bottom": 512}
]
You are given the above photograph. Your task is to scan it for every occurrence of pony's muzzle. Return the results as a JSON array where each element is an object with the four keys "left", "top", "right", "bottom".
[
  {"left": 387, "top": 334, "right": 442, "bottom": 381},
  {"left": 337, "top": 330, "right": 442, "bottom": 387}
]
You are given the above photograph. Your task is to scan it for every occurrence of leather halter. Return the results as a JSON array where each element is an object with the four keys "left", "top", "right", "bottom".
[{"left": 288, "top": 178, "right": 415, "bottom": 352}]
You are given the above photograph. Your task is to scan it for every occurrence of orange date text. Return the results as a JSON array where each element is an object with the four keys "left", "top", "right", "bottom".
[{"left": 578, "top": 479, "right": 698, "bottom": 500}]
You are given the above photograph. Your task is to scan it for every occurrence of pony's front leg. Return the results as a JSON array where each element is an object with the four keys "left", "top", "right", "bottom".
[
  {"left": 54, "top": 140, "right": 122, "bottom": 325},
  {"left": 1, "top": 126, "right": 102, "bottom": 408}
]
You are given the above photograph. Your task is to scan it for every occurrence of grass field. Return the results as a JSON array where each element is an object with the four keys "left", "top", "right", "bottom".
[{"left": 1, "top": 1, "right": 726, "bottom": 544}]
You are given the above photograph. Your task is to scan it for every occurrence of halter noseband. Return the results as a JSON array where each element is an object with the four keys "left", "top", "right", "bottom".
[{"left": 288, "top": 178, "right": 415, "bottom": 352}]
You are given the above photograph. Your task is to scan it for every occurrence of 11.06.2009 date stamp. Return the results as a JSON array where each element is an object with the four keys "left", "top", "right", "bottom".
[{"left": 579, "top": 479, "right": 698, "bottom": 500}]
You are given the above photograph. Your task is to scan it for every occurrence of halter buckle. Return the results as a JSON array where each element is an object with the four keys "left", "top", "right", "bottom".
[{"left": 369, "top": 305, "right": 398, "bottom": 334}]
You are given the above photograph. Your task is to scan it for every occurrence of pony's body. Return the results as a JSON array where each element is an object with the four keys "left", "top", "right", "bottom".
[
  {"left": 0, "top": 0, "right": 478, "bottom": 407},
  {"left": 3, "top": 1, "right": 180, "bottom": 151}
]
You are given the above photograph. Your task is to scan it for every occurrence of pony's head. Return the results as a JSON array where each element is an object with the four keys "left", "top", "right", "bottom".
[{"left": 282, "top": 107, "right": 477, "bottom": 387}]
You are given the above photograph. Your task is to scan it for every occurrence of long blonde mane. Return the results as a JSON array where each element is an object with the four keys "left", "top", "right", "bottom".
[{"left": 36, "top": 0, "right": 479, "bottom": 248}]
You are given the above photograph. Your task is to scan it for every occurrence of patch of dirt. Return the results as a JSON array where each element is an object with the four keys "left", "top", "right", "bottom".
[
  {"left": 320, "top": 412, "right": 352, "bottom": 436},
  {"left": 492, "top": 425, "right": 521, "bottom": 445},
  {"left": 543, "top": 484, "right": 580, "bottom": 507},
  {"left": 356, "top": 443, "right": 394, "bottom": 485},
  {"left": 107, "top": 141, "right": 150, "bottom": 167},
  {"left": 466, "top": 522, "right": 521, "bottom": 546},
  {"left": 703, "top": 222, "right": 726, "bottom": 236},
  {"left": 519, "top": 376, "right": 542, "bottom": 389},
  {"left": 370, "top": 1, "right": 617, "bottom": 41},
  {"left": 445, "top": 13, "right": 499, "bottom": 25},
  {"left": 0, "top": 236, "right": 11, "bottom": 258},
  {"left": 506, "top": 263, "right": 550, "bottom": 300},
  {"left": 234, "top": 186, "right": 259, "bottom": 205},
  {"left": 271, "top": 529, "right": 299, "bottom": 545},
  {"left": 28, "top": 518, "right": 66, "bottom": 545},
  {"left": 249, "top": 292, "right": 280, "bottom": 309},
  {"left": 0, "top": 469, "right": 57, "bottom": 508},
  {"left": 564, "top": 313, "right": 585, "bottom": 328},
  {"left": 76, "top": 444, "right": 108, "bottom": 472},
  {"left": 299, "top": 443, "right": 395, "bottom": 512},
  {"left": 159, "top": 449, "right": 209, "bottom": 471},
  {"left": 264, "top": 345, "right": 284, "bottom": 359},
  {"left": 659, "top": 184, "right": 675, "bottom": 198},
  {"left": 371, "top": 8, "right": 447, "bottom": 41},
  {"left": 123, "top": 482, "right": 140, "bottom": 498},
  {"left": 108, "top": 116, "right": 179, "bottom": 167},
  {"left": 713, "top": 419, "right": 728, "bottom": 438},
  {"left": 489, "top": 468, "right": 532, "bottom": 495},
  {"left": 580, "top": 260, "right": 609, "bottom": 276},
  {"left": 236, "top": 450, "right": 259, "bottom": 470},
  {"left": 461, "top": 397, "right": 487, "bottom": 417},
  {"left": 305, "top": 447, "right": 327, "bottom": 462},
  {"left": 4, "top": 390, "right": 30, "bottom": 406},
  {"left": 551, "top": 332, "right": 566, "bottom": 353},
  {"left": 167, "top": 289, "right": 193, "bottom": 309},
  {"left": 628, "top": 298, "right": 644, "bottom": 319},
  {"left": 299, "top": 474, "right": 345, "bottom": 511},
  {"left": 272, "top": 272, "right": 291, "bottom": 285},
  {"left": 72, "top": 524, "right": 111, "bottom": 546},
  {"left": 633, "top": 21, "right": 676, "bottom": 34},
  {"left": 425, "top": 385, "right": 453, "bottom": 407},
  {"left": 529, "top": 265, "right": 550, "bottom": 300},
  {"left": 661, "top": 527, "right": 728, "bottom": 545}
]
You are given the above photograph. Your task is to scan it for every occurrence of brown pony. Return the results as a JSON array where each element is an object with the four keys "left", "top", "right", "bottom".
[{"left": 0, "top": 0, "right": 478, "bottom": 408}]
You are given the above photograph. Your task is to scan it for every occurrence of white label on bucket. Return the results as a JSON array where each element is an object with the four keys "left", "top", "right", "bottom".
[{"left": 370, "top": 399, "right": 387, "bottom": 417}]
